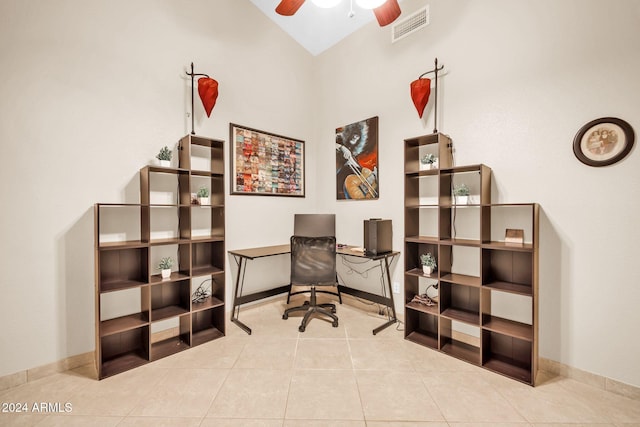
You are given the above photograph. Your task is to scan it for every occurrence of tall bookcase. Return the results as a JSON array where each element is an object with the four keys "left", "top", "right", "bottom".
[
  {"left": 403, "top": 133, "right": 539, "bottom": 385},
  {"left": 94, "top": 135, "right": 225, "bottom": 379}
]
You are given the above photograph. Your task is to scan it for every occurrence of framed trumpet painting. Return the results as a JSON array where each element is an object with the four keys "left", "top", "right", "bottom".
[
  {"left": 335, "top": 116, "right": 379, "bottom": 200},
  {"left": 230, "top": 124, "right": 305, "bottom": 197}
]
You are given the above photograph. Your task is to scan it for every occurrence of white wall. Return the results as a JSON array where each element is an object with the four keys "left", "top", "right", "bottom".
[
  {"left": 314, "top": 0, "right": 640, "bottom": 387},
  {"left": 0, "top": 0, "right": 316, "bottom": 378},
  {"left": 1, "top": 0, "right": 639, "bottom": 389}
]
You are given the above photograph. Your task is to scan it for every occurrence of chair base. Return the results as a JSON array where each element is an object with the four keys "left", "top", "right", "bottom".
[
  {"left": 287, "top": 286, "right": 342, "bottom": 305},
  {"left": 283, "top": 286, "right": 338, "bottom": 332}
]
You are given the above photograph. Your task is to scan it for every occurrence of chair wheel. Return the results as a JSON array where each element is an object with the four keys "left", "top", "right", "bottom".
[
  {"left": 282, "top": 314, "right": 288, "bottom": 320},
  {"left": 331, "top": 308, "right": 337, "bottom": 314},
  {"left": 298, "top": 325, "right": 306, "bottom": 332},
  {"left": 303, "top": 301, "right": 310, "bottom": 306},
  {"left": 332, "top": 320, "right": 339, "bottom": 327}
]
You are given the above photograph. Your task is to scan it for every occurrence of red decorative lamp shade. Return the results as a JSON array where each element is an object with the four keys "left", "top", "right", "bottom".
[
  {"left": 410, "top": 78, "right": 431, "bottom": 119},
  {"left": 275, "top": 0, "right": 305, "bottom": 15},
  {"left": 197, "top": 77, "right": 219, "bottom": 118},
  {"left": 373, "top": 0, "right": 401, "bottom": 27}
]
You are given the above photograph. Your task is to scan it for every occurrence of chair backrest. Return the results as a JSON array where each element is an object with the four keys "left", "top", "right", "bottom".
[
  {"left": 290, "top": 235, "right": 337, "bottom": 287},
  {"left": 293, "top": 214, "right": 336, "bottom": 237}
]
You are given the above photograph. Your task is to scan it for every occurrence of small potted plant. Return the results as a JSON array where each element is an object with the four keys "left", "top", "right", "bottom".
[
  {"left": 420, "top": 153, "right": 438, "bottom": 170},
  {"left": 420, "top": 252, "right": 437, "bottom": 275},
  {"left": 156, "top": 146, "right": 172, "bottom": 167},
  {"left": 158, "top": 257, "right": 173, "bottom": 279},
  {"left": 453, "top": 183, "right": 470, "bottom": 205},
  {"left": 197, "top": 186, "right": 210, "bottom": 205}
]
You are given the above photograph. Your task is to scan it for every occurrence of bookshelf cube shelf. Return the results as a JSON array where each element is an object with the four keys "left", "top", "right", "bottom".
[
  {"left": 150, "top": 315, "right": 191, "bottom": 360},
  {"left": 94, "top": 134, "right": 226, "bottom": 379},
  {"left": 99, "top": 326, "right": 150, "bottom": 378},
  {"left": 403, "top": 133, "right": 539, "bottom": 385}
]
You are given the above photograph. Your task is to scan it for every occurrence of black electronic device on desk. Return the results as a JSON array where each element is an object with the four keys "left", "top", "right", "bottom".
[{"left": 364, "top": 218, "right": 392, "bottom": 256}]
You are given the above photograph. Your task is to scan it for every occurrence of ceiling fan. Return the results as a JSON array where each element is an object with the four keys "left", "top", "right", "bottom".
[{"left": 275, "top": 0, "right": 401, "bottom": 27}]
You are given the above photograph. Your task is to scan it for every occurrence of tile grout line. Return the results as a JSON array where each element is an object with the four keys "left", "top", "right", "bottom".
[
  {"left": 281, "top": 328, "right": 301, "bottom": 421},
  {"left": 345, "top": 325, "right": 368, "bottom": 422}
]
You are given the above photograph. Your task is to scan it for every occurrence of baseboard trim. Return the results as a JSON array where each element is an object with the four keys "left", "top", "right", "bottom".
[
  {"left": 0, "top": 352, "right": 94, "bottom": 393},
  {"left": 539, "top": 357, "right": 640, "bottom": 400}
]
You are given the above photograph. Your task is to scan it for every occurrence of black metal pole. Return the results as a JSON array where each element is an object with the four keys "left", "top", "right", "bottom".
[
  {"left": 433, "top": 58, "right": 439, "bottom": 134},
  {"left": 190, "top": 62, "right": 195, "bottom": 135},
  {"left": 418, "top": 58, "right": 444, "bottom": 134},
  {"left": 185, "top": 62, "right": 210, "bottom": 136}
]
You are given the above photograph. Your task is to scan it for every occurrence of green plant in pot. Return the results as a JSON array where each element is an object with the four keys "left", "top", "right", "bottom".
[
  {"left": 197, "top": 186, "right": 210, "bottom": 205},
  {"left": 158, "top": 257, "right": 173, "bottom": 279},
  {"left": 453, "top": 183, "right": 470, "bottom": 205},
  {"left": 156, "top": 146, "right": 172, "bottom": 167},
  {"left": 420, "top": 153, "right": 438, "bottom": 170},
  {"left": 420, "top": 252, "right": 437, "bottom": 275}
]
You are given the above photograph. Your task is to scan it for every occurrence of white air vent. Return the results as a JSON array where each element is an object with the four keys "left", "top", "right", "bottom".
[{"left": 392, "top": 5, "right": 429, "bottom": 43}]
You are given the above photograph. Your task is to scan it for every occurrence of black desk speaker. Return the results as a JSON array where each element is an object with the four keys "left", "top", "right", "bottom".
[{"left": 364, "top": 219, "right": 392, "bottom": 256}]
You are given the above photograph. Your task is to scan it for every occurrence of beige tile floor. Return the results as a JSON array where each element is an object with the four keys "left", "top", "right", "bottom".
[{"left": 1, "top": 296, "right": 639, "bottom": 426}]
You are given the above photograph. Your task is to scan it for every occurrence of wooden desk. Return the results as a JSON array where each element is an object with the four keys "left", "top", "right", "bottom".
[{"left": 228, "top": 244, "right": 399, "bottom": 335}]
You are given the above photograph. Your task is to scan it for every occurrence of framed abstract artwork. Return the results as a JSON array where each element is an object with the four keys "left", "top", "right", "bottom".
[
  {"left": 573, "top": 117, "right": 635, "bottom": 167},
  {"left": 335, "top": 116, "right": 379, "bottom": 200},
  {"left": 230, "top": 124, "right": 305, "bottom": 197}
]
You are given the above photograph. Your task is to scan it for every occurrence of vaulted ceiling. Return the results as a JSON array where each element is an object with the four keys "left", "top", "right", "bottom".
[{"left": 249, "top": 0, "right": 403, "bottom": 56}]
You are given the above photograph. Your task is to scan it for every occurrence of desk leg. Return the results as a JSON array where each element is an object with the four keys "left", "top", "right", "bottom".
[
  {"left": 372, "top": 254, "right": 398, "bottom": 335},
  {"left": 230, "top": 255, "right": 252, "bottom": 335}
]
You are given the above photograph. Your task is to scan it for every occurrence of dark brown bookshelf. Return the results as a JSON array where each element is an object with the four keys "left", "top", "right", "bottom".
[
  {"left": 482, "top": 315, "right": 532, "bottom": 341},
  {"left": 192, "top": 295, "right": 224, "bottom": 312},
  {"left": 483, "top": 280, "right": 533, "bottom": 296},
  {"left": 151, "top": 335, "right": 190, "bottom": 360},
  {"left": 439, "top": 272, "right": 482, "bottom": 287},
  {"left": 403, "top": 132, "right": 539, "bottom": 385},
  {"left": 100, "top": 313, "right": 149, "bottom": 337},
  {"left": 100, "top": 279, "right": 148, "bottom": 293},
  {"left": 441, "top": 339, "right": 480, "bottom": 365},
  {"left": 94, "top": 134, "right": 226, "bottom": 379},
  {"left": 439, "top": 238, "right": 482, "bottom": 247},
  {"left": 99, "top": 240, "right": 147, "bottom": 249},
  {"left": 405, "top": 235, "right": 440, "bottom": 244},
  {"left": 406, "top": 300, "right": 439, "bottom": 316},
  {"left": 406, "top": 330, "right": 438, "bottom": 349},
  {"left": 149, "top": 271, "right": 191, "bottom": 284},
  {"left": 192, "top": 327, "right": 224, "bottom": 347}
]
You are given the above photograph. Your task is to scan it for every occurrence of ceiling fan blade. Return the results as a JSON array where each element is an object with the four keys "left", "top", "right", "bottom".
[
  {"left": 276, "top": 0, "right": 305, "bottom": 16},
  {"left": 373, "top": 0, "right": 401, "bottom": 27}
]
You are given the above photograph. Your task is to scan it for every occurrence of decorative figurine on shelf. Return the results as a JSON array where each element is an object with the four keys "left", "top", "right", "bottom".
[
  {"left": 158, "top": 257, "right": 173, "bottom": 279},
  {"left": 505, "top": 229, "right": 525, "bottom": 245},
  {"left": 420, "top": 252, "right": 437, "bottom": 275},
  {"left": 420, "top": 153, "right": 438, "bottom": 170},
  {"left": 156, "top": 146, "right": 172, "bottom": 167},
  {"left": 185, "top": 62, "right": 218, "bottom": 135},
  {"left": 453, "top": 183, "right": 470, "bottom": 205},
  {"left": 410, "top": 58, "right": 444, "bottom": 133}
]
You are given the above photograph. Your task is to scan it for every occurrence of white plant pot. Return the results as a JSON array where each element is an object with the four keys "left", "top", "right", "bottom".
[
  {"left": 158, "top": 159, "right": 170, "bottom": 167},
  {"left": 422, "top": 265, "right": 433, "bottom": 275},
  {"left": 198, "top": 197, "right": 210, "bottom": 206},
  {"left": 420, "top": 162, "right": 433, "bottom": 170},
  {"left": 455, "top": 195, "right": 469, "bottom": 205},
  {"left": 161, "top": 269, "right": 171, "bottom": 279}
]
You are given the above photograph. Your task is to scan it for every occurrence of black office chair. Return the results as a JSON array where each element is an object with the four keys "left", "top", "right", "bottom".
[
  {"left": 287, "top": 214, "right": 342, "bottom": 305},
  {"left": 282, "top": 235, "right": 339, "bottom": 332}
]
